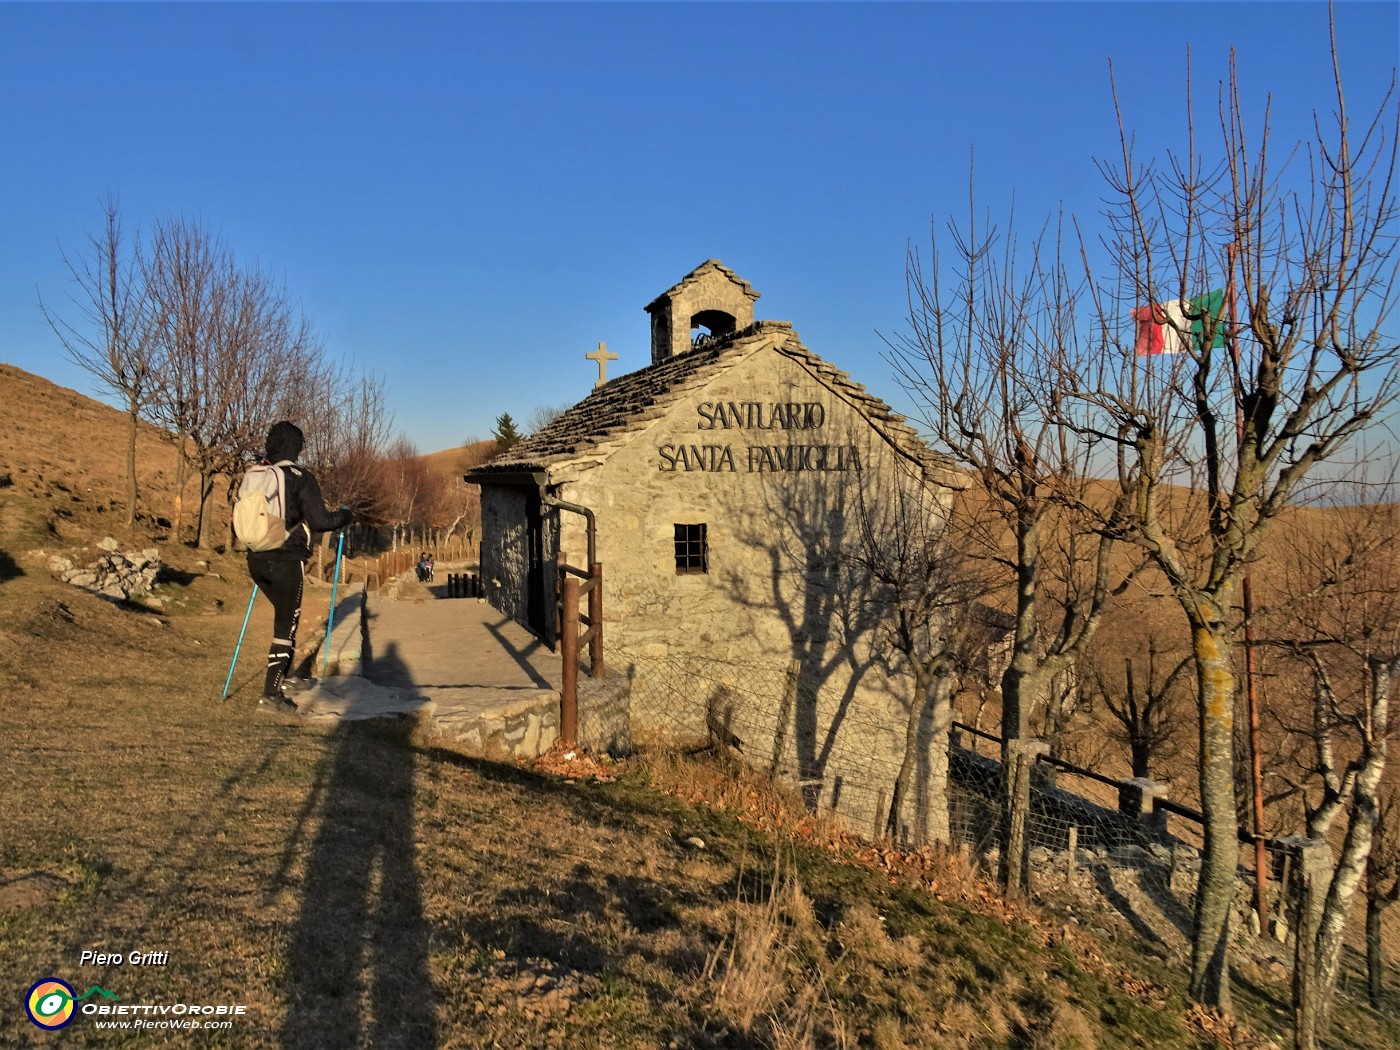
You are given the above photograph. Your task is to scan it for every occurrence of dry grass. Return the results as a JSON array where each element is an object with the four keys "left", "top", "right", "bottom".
[
  {"left": 0, "top": 511, "right": 1212, "bottom": 1048},
  {"left": 3, "top": 363, "right": 1397, "bottom": 1048}
]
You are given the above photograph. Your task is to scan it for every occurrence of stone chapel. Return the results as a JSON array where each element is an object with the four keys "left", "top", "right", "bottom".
[{"left": 469, "top": 261, "right": 962, "bottom": 838}]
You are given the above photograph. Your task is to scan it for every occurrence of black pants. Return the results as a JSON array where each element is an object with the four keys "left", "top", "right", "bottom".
[{"left": 248, "top": 556, "right": 304, "bottom": 697}]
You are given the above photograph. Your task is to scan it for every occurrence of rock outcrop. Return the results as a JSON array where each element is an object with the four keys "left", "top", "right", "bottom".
[{"left": 50, "top": 537, "right": 163, "bottom": 603}]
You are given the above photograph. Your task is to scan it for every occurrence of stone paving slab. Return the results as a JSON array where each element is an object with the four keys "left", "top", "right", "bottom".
[
  {"left": 363, "top": 586, "right": 562, "bottom": 693},
  {"left": 292, "top": 574, "right": 566, "bottom": 751},
  {"left": 296, "top": 675, "right": 429, "bottom": 722},
  {"left": 319, "top": 588, "right": 366, "bottom": 677}
]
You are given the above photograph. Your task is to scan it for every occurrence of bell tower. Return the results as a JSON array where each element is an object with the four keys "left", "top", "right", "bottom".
[{"left": 644, "top": 260, "right": 761, "bottom": 365}]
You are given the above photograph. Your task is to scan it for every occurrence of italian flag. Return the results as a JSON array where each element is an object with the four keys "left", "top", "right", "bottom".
[{"left": 1132, "top": 290, "right": 1225, "bottom": 355}]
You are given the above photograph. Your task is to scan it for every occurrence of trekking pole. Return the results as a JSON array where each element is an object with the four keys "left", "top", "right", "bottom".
[
  {"left": 222, "top": 585, "right": 259, "bottom": 701},
  {"left": 322, "top": 527, "right": 347, "bottom": 676}
]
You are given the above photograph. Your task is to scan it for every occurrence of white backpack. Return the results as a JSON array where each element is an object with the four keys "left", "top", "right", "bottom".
[{"left": 233, "top": 462, "right": 291, "bottom": 552}]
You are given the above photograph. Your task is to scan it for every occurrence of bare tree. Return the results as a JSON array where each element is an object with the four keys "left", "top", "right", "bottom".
[
  {"left": 847, "top": 460, "right": 990, "bottom": 845},
  {"left": 145, "top": 217, "right": 321, "bottom": 548},
  {"left": 1261, "top": 501, "right": 1399, "bottom": 1049},
  {"left": 886, "top": 191, "right": 1132, "bottom": 894},
  {"left": 526, "top": 402, "right": 571, "bottom": 435},
  {"left": 1083, "top": 632, "right": 1192, "bottom": 780},
  {"left": 311, "top": 371, "right": 395, "bottom": 525},
  {"left": 378, "top": 437, "right": 447, "bottom": 549},
  {"left": 1071, "top": 28, "right": 1400, "bottom": 1009},
  {"left": 143, "top": 216, "right": 224, "bottom": 543},
  {"left": 38, "top": 195, "right": 156, "bottom": 526},
  {"left": 1366, "top": 773, "right": 1400, "bottom": 1009},
  {"left": 193, "top": 263, "right": 314, "bottom": 548},
  {"left": 439, "top": 441, "right": 495, "bottom": 553}
]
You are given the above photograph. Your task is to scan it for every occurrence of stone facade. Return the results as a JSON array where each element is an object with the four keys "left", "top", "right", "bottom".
[
  {"left": 471, "top": 263, "right": 960, "bottom": 840},
  {"left": 645, "top": 259, "right": 759, "bottom": 365}
]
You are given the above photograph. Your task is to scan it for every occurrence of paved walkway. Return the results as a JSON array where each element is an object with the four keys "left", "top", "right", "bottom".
[{"left": 295, "top": 574, "right": 564, "bottom": 735}]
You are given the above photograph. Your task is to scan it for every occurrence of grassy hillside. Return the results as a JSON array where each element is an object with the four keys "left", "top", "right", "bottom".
[
  {"left": 422, "top": 439, "right": 498, "bottom": 481},
  {"left": 0, "top": 361, "right": 237, "bottom": 550},
  {"left": 1, "top": 364, "right": 1394, "bottom": 1048}
]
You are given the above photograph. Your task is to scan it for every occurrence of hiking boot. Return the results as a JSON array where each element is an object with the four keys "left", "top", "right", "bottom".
[
  {"left": 281, "top": 676, "right": 316, "bottom": 695},
  {"left": 259, "top": 693, "right": 298, "bottom": 714}
]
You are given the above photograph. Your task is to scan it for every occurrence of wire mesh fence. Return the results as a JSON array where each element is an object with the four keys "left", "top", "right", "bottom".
[
  {"left": 610, "top": 640, "right": 1317, "bottom": 992},
  {"left": 617, "top": 641, "right": 926, "bottom": 842}
]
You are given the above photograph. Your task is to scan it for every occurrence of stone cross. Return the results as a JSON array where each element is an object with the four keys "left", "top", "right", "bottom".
[{"left": 586, "top": 340, "right": 618, "bottom": 389}]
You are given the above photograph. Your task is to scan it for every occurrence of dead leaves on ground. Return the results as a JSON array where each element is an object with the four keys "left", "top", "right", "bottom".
[
  {"left": 518, "top": 745, "right": 1276, "bottom": 1046},
  {"left": 522, "top": 741, "right": 619, "bottom": 783}
]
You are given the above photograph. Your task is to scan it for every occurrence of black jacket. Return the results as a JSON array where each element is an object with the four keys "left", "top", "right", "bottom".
[{"left": 247, "top": 463, "right": 350, "bottom": 563}]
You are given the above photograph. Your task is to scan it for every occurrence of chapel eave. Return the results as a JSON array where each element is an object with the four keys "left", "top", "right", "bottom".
[{"left": 465, "top": 316, "right": 962, "bottom": 491}]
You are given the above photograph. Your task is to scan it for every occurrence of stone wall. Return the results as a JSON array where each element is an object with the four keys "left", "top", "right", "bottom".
[
  {"left": 442, "top": 672, "right": 631, "bottom": 761},
  {"left": 577, "top": 672, "right": 632, "bottom": 757},
  {"left": 549, "top": 337, "right": 953, "bottom": 840},
  {"left": 445, "top": 695, "right": 561, "bottom": 762}
]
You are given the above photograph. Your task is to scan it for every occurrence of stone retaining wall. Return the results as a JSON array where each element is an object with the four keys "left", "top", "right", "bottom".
[
  {"left": 440, "top": 673, "right": 632, "bottom": 762},
  {"left": 320, "top": 586, "right": 366, "bottom": 678},
  {"left": 577, "top": 673, "right": 632, "bottom": 757}
]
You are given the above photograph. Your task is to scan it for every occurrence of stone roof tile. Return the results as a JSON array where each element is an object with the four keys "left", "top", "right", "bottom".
[
  {"left": 469, "top": 320, "right": 959, "bottom": 484},
  {"left": 643, "top": 259, "right": 760, "bottom": 313}
]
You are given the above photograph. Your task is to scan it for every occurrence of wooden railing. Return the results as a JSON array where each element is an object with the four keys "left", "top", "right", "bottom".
[{"left": 557, "top": 555, "right": 603, "bottom": 744}]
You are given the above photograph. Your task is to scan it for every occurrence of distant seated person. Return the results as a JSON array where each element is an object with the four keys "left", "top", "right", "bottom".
[
  {"left": 416, "top": 552, "right": 431, "bottom": 582},
  {"left": 425, "top": 553, "right": 435, "bottom": 580}
]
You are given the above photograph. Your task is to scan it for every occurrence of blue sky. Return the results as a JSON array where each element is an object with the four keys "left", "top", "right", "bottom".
[{"left": 2, "top": 1, "right": 1396, "bottom": 455}]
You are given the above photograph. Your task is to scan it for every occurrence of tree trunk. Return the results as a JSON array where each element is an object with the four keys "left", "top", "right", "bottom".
[
  {"left": 1366, "top": 893, "right": 1387, "bottom": 1008},
  {"left": 1000, "top": 663, "right": 1048, "bottom": 896},
  {"left": 1130, "top": 737, "right": 1151, "bottom": 780},
  {"left": 1314, "top": 796, "right": 1383, "bottom": 1030},
  {"left": 1291, "top": 839, "right": 1331, "bottom": 1050},
  {"left": 195, "top": 469, "right": 217, "bottom": 549},
  {"left": 171, "top": 433, "right": 191, "bottom": 542},
  {"left": 1188, "top": 619, "right": 1238, "bottom": 1013},
  {"left": 889, "top": 665, "right": 954, "bottom": 846},
  {"left": 125, "top": 406, "right": 139, "bottom": 526},
  {"left": 999, "top": 517, "right": 1042, "bottom": 894},
  {"left": 922, "top": 672, "right": 955, "bottom": 845},
  {"left": 1305, "top": 656, "right": 1391, "bottom": 1037}
]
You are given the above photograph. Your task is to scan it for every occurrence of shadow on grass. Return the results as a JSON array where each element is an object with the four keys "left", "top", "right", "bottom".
[
  {"left": 0, "top": 548, "right": 23, "bottom": 583},
  {"left": 282, "top": 707, "right": 437, "bottom": 1048}
]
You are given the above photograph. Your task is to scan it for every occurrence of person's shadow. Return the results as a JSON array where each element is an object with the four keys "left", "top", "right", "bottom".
[{"left": 281, "top": 713, "right": 436, "bottom": 1048}]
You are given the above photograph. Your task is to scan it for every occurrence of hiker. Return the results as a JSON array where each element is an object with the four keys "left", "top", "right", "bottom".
[
  {"left": 417, "top": 551, "right": 431, "bottom": 582},
  {"left": 245, "top": 420, "right": 352, "bottom": 712}
]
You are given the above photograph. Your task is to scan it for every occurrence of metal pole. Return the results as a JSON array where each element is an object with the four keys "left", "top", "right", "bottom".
[
  {"left": 321, "top": 529, "right": 346, "bottom": 677},
  {"left": 588, "top": 562, "right": 604, "bottom": 678},
  {"left": 560, "top": 574, "right": 580, "bottom": 744},
  {"left": 222, "top": 585, "right": 259, "bottom": 700}
]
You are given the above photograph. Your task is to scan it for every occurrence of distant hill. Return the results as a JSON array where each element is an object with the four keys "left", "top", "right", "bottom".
[
  {"left": 422, "top": 439, "right": 499, "bottom": 481},
  {"left": 0, "top": 362, "right": 190, "bottom": 544}
]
